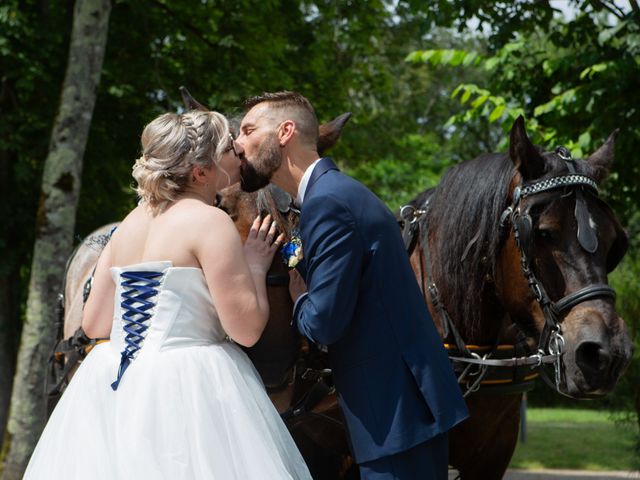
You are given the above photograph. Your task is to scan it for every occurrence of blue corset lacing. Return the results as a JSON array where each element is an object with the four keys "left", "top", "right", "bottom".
[{"left": 111, "top": 270, "right": 164, "bottom": 391}]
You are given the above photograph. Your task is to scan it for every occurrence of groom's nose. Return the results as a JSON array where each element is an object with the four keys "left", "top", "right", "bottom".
[{"left": 233, "top": 139, "right": 245, "bottom": 156}]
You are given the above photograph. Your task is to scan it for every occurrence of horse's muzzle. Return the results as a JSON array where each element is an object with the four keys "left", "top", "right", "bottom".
[{"left": 565, "top": 326, "right": 634, "bottom": 397}]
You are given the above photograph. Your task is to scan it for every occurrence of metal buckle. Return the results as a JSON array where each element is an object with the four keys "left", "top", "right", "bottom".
[
  {"left": 399, "top": 204, "right": 427, "bottom": 224},
  {"left": 555, "top": 146, "right": 573, "bottom": 161}
]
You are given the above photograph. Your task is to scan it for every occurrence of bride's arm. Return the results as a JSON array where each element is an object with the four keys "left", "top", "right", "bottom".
[
  {"left": 196, "top": 210, "right": 282, "bottom": 347},
  {"left": 82, "top": 241, "right": 115, "bottom": 339}
]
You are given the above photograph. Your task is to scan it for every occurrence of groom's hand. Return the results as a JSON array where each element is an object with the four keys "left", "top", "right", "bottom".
[{"left": 288, "top": 269, "right": 307, "bottom": 302}]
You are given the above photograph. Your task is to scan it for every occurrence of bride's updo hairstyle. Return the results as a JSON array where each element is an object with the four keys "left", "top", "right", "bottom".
[{"left": 132, "top": 110, "right": 230, "bottom": 215}]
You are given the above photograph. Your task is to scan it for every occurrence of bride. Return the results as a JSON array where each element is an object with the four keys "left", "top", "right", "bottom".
[{"left": 24, "top": 110, "right": 312, "bottom": 479}]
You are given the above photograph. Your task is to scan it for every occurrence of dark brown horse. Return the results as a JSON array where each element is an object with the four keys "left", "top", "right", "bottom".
[{"left": 400, "top": 117, "right": 633, "bottom": 479}]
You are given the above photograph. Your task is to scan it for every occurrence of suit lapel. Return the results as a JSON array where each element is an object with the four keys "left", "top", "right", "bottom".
[
  {"left": 304, "top": 157, "right": 339, "bottom": 201},
  {"left": 297, "top": 157, "right": 338, "bottom": 280}
]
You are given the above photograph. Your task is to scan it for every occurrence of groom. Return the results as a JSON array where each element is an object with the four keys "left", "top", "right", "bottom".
[{"left": 236, "top": 91, "right": 468, "bottom": 479}]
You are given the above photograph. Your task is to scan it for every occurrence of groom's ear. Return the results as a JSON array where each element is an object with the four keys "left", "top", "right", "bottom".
[
  {"left": 317, "top": 112, "right": 352, "bottom": 155},
  {"left": 278, "top": 120, "right": 296, "bottom": 147}
]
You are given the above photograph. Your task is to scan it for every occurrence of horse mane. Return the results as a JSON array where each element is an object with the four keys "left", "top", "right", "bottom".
[{"left": 421, "top": 152, "right": 514, "bottom": 338}]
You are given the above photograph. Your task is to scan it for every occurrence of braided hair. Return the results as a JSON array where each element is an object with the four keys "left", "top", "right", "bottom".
[{"left": 132, "top": 110, "right": 230, "bottom": 215}]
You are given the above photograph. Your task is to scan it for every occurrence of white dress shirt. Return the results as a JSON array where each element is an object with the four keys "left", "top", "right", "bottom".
[{"left": 296, "top": 158, "right": 322, "bottom": 208}]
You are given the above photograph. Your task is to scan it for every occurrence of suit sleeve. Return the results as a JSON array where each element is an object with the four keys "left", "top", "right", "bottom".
[{"left": 294, "top": 195, "right": 363, "bottom": 346}]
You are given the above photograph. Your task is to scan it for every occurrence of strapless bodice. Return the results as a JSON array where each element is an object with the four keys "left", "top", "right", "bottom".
[{"left": 109, "top": 261, "right": 227, "bottom": 355}]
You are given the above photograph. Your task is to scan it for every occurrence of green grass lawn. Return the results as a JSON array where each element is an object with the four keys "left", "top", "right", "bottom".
[{"left": 509, "top": 408, "right": 639, "bottom": 471}]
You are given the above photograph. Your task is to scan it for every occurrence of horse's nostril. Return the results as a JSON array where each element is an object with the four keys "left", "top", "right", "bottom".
[{"left": 575, "top": 341, "right": 611, "bottom": 375}]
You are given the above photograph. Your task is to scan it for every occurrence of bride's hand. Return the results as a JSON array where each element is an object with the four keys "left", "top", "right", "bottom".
[{"left": 244, "top": 214, "right": 285, "bottom": 275}]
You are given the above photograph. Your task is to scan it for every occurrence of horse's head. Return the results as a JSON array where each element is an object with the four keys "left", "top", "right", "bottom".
[{"left": 497, "top": 116, "right": 633, "bottom": 397}]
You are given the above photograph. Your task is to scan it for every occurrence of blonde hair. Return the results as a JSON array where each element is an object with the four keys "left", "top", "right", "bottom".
[{"left": 132, "top": 110, "right": 230, "bottom": 214}]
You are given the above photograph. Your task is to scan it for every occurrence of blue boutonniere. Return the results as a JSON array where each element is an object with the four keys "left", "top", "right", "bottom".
[{"left": 281, "top": 232, "right": 303, "bottom": 268}]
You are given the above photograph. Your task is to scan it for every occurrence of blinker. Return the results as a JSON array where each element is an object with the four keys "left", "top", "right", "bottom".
[
  {"left": 574, "top": 189, "right": 598, "bottom": 253},
  {"left": 563, "top": 155, "right": 598, "bottom": 254},
  {"left": 514, "top": 214, "right": 533, "bottom": 254}
]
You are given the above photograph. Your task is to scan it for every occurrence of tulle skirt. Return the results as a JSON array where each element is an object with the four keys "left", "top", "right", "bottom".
[{"left": 24, "top": 341, "right": 311, "bottom": 479}]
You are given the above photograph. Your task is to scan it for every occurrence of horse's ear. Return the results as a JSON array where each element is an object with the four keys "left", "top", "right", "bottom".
[
  {"left": 179, "top": 86, "right": 209, "bottom": 112},
  {"left": 586, "top": 130, "right": 618, "bottom": 183},
  {"left": 317, "top": 112, "right": 352, "bottom": 155},
  {"left": 509, "top": 116, "right": 545, "bottom": 180}
]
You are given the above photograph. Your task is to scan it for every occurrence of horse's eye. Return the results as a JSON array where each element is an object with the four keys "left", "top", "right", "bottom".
[{"left": 536, "top": 227, "right": 557, "bottom": 242}]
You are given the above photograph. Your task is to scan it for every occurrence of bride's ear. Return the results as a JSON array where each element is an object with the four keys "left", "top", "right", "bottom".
[{"left": 191, "top": 165, "right": 209, "bottom": 184}]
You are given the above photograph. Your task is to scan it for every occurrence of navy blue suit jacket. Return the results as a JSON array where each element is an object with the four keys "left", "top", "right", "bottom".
[{"left": 293, "top": 158, "right": 468, "bottom": 463}]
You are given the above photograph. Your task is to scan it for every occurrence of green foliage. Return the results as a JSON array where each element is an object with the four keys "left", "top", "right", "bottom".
[
  {"left": 407, "top": 7, "right": 640, "bottom": 223},
  {"left": 344, "top": 132, "right": 454, "bottom": 210}
]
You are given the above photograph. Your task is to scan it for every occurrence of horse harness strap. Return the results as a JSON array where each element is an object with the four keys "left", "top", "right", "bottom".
[
  {"left": 266, "top": 272, "right": 289, "bottom": 287},
  {"left": 47, "top": 328, "right": 108, "bottom": 413},
  {"left": 401, "top": 202, "right": 474, "bottom": 360},
  {"left": 402, "top": 203, "right": 497, "bottom": 396},
  {"left": 280, "top": 377, "right": 334, "bottom": 423},
  {"left": 400, "top": 204, "right": 425, "bottom": 253},
  {"left": 446, "top": 343, "right": 540, "bottom": 395}
]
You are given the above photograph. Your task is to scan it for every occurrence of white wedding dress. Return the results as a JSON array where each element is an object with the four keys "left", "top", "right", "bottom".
[{"left": 25, "top": 261, "right": 311, "bottom": 479}]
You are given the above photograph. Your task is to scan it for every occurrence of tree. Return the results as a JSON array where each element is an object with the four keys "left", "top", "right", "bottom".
[
  {"left": 0, "top": 2, "right": 72, "bottom": 442},
  {"left": 1, "top": 0, "right": 111, "bottom": 477}
]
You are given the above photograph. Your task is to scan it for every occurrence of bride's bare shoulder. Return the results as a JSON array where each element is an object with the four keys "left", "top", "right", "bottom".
[
  {"left": 111, "top": 204, "right": 152, "bottom": 236},
  {"left": 171, "top": 201, "right": 236, "bottom": 234}
]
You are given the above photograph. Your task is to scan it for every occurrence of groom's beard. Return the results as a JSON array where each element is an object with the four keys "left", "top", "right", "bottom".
[{"left": 240, "top": 134, "right": 282, "bottom": 192}]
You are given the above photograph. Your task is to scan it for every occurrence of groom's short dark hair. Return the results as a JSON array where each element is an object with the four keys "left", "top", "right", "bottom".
[{"left": 244, "top": 91, "right": 319, "bottom": 148}]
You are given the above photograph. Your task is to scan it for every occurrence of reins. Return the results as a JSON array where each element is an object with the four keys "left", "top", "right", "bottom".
[{"left": 401, "top": 151, "right": 616, "bottom": 398}]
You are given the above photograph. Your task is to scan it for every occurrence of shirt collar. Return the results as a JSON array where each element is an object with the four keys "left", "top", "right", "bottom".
[{"left": 296, "top": 158, "right": 322, "bottom": 207}]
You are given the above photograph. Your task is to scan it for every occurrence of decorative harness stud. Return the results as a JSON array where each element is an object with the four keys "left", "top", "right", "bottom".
[{"left": 111, "top": 270, "right": 164, "bottom": 390}]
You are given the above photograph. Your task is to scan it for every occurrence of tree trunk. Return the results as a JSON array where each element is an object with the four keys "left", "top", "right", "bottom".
[
  {"left": 1, "top": 1, "right": 111, "bottom": 478},
  {"left": 0, "top": 273, "right": 13, "bottom": 446},
  {"left": 0, "top": 105, "right": 14, "bottom": 446}
]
